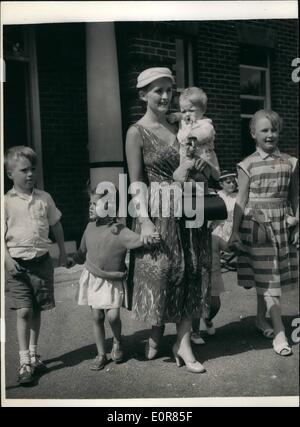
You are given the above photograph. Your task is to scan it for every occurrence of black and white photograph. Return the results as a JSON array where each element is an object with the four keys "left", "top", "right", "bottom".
[{"left": 1, "top": 1, "right": 299, "bottom": 408}]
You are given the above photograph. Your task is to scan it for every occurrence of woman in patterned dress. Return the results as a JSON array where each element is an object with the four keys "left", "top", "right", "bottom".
[
  {"left": 125, "top": 68, "right": 211, "bottom": 373},
  {"left": 229, "top": 110, "right": 298, "bottom": 356}
]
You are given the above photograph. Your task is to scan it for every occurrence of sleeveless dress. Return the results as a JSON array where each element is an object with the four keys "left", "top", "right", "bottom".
[
  {"left": 237, "top": 149, "right": 298, "bottom": 296},
  {"left": 127, "top": 124, "right": 212, "bottom": 325}
]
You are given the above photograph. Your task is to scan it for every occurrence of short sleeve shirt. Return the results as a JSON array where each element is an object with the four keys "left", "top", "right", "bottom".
[
  {"left": 237, "top": 148, "right": 298, "bottom": 201},
  {"left": 5, "top": 188, "right": 62, "bottom": 260}
]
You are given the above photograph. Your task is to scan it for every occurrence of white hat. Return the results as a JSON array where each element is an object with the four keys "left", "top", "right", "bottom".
[
  {"left": 136, "top": 67, "right": 175, "bottom": 89},
  {"left": 219, "top": 170, "right": 237, "bottom": 180}
]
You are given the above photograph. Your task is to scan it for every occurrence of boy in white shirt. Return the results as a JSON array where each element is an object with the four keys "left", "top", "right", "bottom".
[{"left": 4, "top": 146, "right": 68, "bottom": 385}]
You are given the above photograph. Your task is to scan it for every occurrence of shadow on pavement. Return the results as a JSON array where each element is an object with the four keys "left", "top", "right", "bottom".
[
  {"left": 125, "top": 314, "right": 299, "bottom": 364},
  {"left": 193, "top": 314, "right": 299, "bottom": 362},
  {"left": 13, "top": 314, "right": 296, "bottom": 382}
]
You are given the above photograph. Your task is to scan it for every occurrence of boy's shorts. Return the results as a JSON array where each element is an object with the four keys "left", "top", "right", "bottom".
[{"left": 6, "top": 252, "right": 55, "bottom": 311}]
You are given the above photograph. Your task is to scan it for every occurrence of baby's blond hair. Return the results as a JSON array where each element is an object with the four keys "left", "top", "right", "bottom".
[{"left": 179, "top": 87, "right": 208, "bottom": 113}]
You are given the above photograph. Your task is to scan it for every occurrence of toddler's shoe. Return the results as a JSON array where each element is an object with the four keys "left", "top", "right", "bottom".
[
  {"left": 111, "top": 341, "right": 124, "bottom": 363},
  {"left": 191, "top": 332, "right": 206, "bottom": 345},
  {"left": 31, "top": 354, "right": 48, "bottom": 373},
  {"left": 18, "top": 363, "right": 34, "bottom": 385},
  {"left": 90, "top": 354, "right": 108, "bottom": 371},
  {"left": 145, "top": 341, "right": 159, "bottom": 360}
]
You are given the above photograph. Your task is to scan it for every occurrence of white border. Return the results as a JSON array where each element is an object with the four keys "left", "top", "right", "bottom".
[
  {"left": 1, "top": 0, "right": 299, "bottom": 409},
  {"left": 2, "top": 397, "right": 300, "bottom": 407},
  {"left": 1, "top": 1, "right": 298, "bottom": 24}
]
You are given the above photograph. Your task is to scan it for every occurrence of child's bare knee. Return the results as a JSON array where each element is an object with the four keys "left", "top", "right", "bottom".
[
  {"left": 106, "top": 308, "right": 120, "bottom": 322},
  {"left": 92, "top": 309, "right": 105, "bottom": 322},
  {"left": 17, "top": 307, "right": 32, "bottom": 321},
  {"left": 264, "top": 295, "right": 280, "bottom": 309}
]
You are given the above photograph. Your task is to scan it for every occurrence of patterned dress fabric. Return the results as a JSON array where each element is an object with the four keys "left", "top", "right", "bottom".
[
  {"left": 128, "top": 124, "right": 212, "bottom": 325},
  {"left": 237, "top": 149, "right": 298, "bottom": 296}
]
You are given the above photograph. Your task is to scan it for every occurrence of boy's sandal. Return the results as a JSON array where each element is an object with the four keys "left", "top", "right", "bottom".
[
  {"left": 31, "top": 354, "right": 48, "bottom": 372},
  {"left": 273, "top": 341, "right": 293, "bottom": 357},
  {"left": 18, "top": 363, "right": 34, "bottom": 385}
]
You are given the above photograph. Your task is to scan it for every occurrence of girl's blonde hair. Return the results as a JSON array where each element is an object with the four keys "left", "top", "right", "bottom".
[{"left": 250, "top": 109, "right": 283, "bottom": 134}]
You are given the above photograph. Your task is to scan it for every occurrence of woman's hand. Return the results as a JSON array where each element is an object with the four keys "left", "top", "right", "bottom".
[{"left": 140, "top": 218, "right": 160, "bottom": 246}]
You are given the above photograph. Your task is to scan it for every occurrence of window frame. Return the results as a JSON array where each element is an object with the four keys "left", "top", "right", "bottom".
[
  {"left": 175, "top": 37, "right": 194, "bottom": 92},
  {"left": 239, "top": 57, "right": 271, "bottom": 119}
]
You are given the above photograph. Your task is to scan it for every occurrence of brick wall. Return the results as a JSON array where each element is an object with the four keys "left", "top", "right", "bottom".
[
  {"left": 194, "top": 21, "right": 241, "bottom": 170},
  {"left": 116, "top": 20, "right": 298, "bottom": 171},
  {"left": 267, "top": 20, "right": 298, "bottom": 157},
  {"left": 36, "top": 24, "right": 90, "bottom": 243},
  {"left": 116, "top": 22, "right": 177, "bottom": 136}
]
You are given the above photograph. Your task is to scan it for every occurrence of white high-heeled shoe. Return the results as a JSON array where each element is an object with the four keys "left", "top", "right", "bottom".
[{"left": 172, "top": 344, "right": 206, "bottom": 373}]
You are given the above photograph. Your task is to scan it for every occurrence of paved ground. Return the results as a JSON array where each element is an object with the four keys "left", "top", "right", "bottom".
[{"left": 3, "top": 264, "right": 299, "bottom": 405}]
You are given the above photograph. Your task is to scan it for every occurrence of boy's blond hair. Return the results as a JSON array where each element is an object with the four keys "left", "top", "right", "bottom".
[
  {"left": 4, "top": 145, "right": 37, "bottom": 172},
  {"left": 179, "top": 87, "right": 208, "bottom": 113}
]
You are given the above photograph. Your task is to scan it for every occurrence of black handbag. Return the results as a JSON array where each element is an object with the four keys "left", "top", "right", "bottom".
[
  {"left": 183, "top": 193, "right": 228, "bottom": 221},
  {"left": 203, "top": 193, "right": 228, "bottom": 221}
]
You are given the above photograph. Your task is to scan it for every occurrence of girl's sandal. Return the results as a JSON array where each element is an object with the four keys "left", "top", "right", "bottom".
[
  {"left": 255, "top": 324, "right": 274, "bottom": 339},
  {"left": 273, "top": 341, "right": 293, "bottom": 356}
]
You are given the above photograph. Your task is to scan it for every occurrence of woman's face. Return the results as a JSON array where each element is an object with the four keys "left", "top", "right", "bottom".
[{"left": 141, "top": 77, "right": 173, "bottom": 114}]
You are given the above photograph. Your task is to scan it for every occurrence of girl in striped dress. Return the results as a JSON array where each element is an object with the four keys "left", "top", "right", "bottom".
[{"left": 229, "top": 110, "right": 298, "bottom": 357}]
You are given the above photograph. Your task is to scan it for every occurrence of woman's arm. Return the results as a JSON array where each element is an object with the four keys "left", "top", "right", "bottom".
[
  {"left": 125, "top": 126, "right": 158, "bottom": 245},
  {"left": 228, "top": 167, "right": 250, "bottom": 252}
]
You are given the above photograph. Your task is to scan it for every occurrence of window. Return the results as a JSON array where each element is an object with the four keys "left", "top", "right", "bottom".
[
  {"left": 240, "top": 45, "right": 271, "bottom": 156},
  {"left": 175, "top": 38, "right": 194, "bottom": 91},
  {"left": 171, "top": 38, "right": 194, "bottom": 110}
]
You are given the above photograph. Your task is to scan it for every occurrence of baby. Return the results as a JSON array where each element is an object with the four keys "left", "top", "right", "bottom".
[{"left": 171, "top": 87, "right": 220, "bottom": 186}]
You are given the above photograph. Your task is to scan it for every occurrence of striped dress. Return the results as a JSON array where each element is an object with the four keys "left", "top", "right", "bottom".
[{"left": 237, "top": 148, "right": 298, "bottom": 296}]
